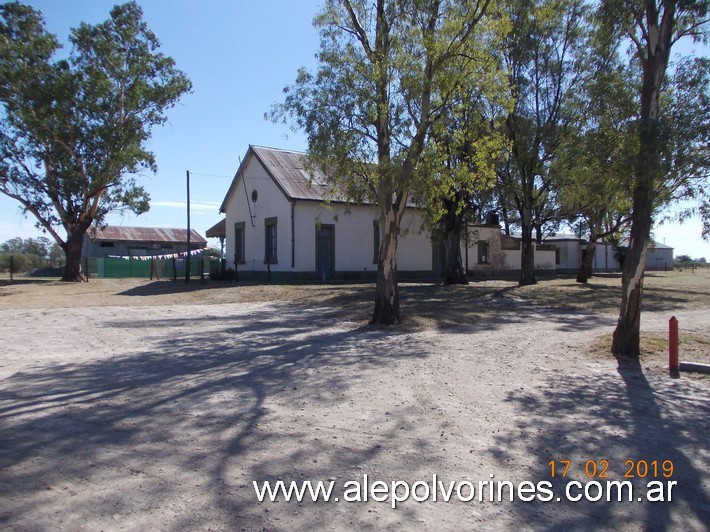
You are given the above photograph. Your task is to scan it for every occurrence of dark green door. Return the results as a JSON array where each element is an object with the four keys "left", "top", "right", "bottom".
[{"left": 316, "top": 225, "right": 335, "bottom": 280}]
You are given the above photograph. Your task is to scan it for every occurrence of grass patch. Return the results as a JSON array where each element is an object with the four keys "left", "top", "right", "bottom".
[{"left": 590, "top": 331, "right": 710, "bottom": 382}]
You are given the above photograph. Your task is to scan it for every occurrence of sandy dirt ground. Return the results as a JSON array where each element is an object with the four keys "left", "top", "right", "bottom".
[{"left": 0, "top": 275, "right": 708, "bottom": 531}]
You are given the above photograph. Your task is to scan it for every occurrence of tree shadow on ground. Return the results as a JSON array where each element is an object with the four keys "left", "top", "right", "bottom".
[
  {"left": 314, "top": 281, "right": 616, "bottom": 333},
  {"left": 117, "top": 279, "right": 241, "bottom": 296},
  {"left": 490, "top": 356, "right": 709, "bottom": 529},
  {"left": 0, "top": 278, "right": 55, "bottom": 287},
  {"left": 0, "top": 304, "right": 447, "bottom": 529}
]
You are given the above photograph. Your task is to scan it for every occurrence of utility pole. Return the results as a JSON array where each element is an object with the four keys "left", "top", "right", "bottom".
[{"left": 186, "top": 170, "right": 191, "bottom": 283}]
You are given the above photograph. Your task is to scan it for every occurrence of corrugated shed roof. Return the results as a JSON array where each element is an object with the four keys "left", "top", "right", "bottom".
[
  {"left": 220, "top": 145, "right": 348, "bottom": 212},
  {"left": 89, "top": 226, "right": 207, "bottom": 245},
  {"left": 205, "top": 219, "right": 226, "bottom": 238}
]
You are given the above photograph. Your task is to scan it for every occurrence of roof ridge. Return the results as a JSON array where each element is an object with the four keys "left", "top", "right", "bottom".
[{"left": 250, "top": 144, "right": 307, "bottom": 156}]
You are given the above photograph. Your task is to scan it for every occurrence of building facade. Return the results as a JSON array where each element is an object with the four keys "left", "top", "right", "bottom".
[{"left": 218, "top": 146, "right": 560, "bottom": 280}]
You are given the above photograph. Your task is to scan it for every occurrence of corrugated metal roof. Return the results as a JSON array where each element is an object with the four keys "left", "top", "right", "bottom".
[
  {"left": 219, "top": 145, "right": 349, "bottom": 213},
  {"left": 251, "top": 146, "right": 337, "bottom": 202},
  {"left": 89, "top": 226, "right": 207, "bottom": 245},
  {"left": 205, "top": 219, "right": 226, "bottom": 238}
]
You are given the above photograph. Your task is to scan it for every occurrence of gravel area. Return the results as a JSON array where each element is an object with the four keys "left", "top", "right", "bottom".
[{"left": 0, "top": 277, "right": 708, "bottom": 530}]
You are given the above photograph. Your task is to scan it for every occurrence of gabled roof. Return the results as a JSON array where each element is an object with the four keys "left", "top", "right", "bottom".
[
  {"left": 219, "top": 145, "right": 345, "bottom": 213},
  {"left": 88, "top": 226, "right": 207, "bottom": 245}
]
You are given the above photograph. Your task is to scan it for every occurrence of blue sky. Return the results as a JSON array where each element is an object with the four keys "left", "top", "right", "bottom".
[
  {"left": 1, "top": 0, "right": 320, "bottom": 246},
  {"left": 1, "top": 0, "right": 709, "bottom": 260}
]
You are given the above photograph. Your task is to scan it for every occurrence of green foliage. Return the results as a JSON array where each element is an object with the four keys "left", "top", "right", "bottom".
[
  {"left": 0, "top": 251, "right": 33, "bottom": 273},
  {"left": 495, "top": 0, "right": 589, "bottom": 280},
  {"left": 271, "top": 0, "right": 499, "bottom": 321},
  {"left": 657, "top": 56, "right": 710, "bottom": 233},
  {"left": 416, "top": 20, "right": 510, "bottom": 239},
  {"left": 554, "top": 14, "right": 637, "bottom": 242},
  {"left": 202, "top": 246, "right": 222, "bottom": 260},
  {"left": 674, "top": 254, "right": 706, "bottom": 268},
  {"left": 605, "top": 0, "right": 710, "bottom": 355},
  {"left": 0, "top": 236, "right": 59, "bottom": 271},
  {"left": 271, "top": 0, "right": 499, "bottom": 203},
  {"left": 0, "top": 2, "right": 192, "bottom": 279},
  {"left": 594, "top": 1, "right": 710, "bottom": 229}
]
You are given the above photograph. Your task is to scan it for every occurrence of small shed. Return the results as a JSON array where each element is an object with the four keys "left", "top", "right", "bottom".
[
  {"left": 645, "top": 241, "right": 674, "bottom": 271},
  {"left": 83, "top": 226, "right": 207, "bottom": 258}
]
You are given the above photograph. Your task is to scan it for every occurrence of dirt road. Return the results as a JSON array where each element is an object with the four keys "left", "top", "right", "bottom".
[{"left": 0, "top": 283, "right": 708, "bottom": 530}]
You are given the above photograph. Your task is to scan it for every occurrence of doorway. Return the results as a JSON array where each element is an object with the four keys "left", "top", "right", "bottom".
[
  {"left": 432, "top": 239, "right": 445, "bottom": 277},
  {"left": 316, "top": 225, "right": 335, "bottom": 280}
]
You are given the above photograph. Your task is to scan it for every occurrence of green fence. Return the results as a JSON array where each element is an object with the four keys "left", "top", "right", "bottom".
[{"left": 87, "top": 257, "right": 220, "bottom": 279}]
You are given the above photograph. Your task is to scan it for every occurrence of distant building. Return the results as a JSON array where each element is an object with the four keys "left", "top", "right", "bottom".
[
  {"left": 544, "top": 234, "right": 674, "bottom": 273},
  {"left": 82, "top": 226, "right": 207, "bottom": 258},
  {"left": 617, "top": 239, "right": 674, "bottom": 271}
]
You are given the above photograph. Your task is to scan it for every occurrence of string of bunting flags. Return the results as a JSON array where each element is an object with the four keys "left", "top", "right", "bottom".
[{"left": 107, "top": 247, "right": 209, "bottom": 260}]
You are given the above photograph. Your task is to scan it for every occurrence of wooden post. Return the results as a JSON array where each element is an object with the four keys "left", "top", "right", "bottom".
[
  {"left": 200, "top": 258, "right": 206, "bottom": 284},
  {"left": 669, "top": 316, "right": 679, "bottom": 371},
  {"left": 185, "top": 170, "right": 191, "bottom": 284},
  {"left": 172, "top": 257, "right": 177, "bottom": 281}
]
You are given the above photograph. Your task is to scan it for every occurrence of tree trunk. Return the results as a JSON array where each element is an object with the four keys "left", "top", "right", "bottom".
[
  {"left": 372, "top": 205, "right": 400, "bottom": 325},
  {"left": 612, "top": 26, "right": 670, "bottom": 357},
  {"left": 444, "top": 227, "right": 468, "bottom": 285},
  {"left": 441, "top": 201, "right": 468, "bottom": 285},
  {"left": 577, "top": 224, "right": 599, "bottom": 283},
  {"left": 501, "top": 205, "right": 511, "bottom": 235},
  {"left": 612, "top": 155, "right": 653, "bottom": 355},
  {"left": 519, "top": 198, "right": 536, "bottom": 286},
  {"left": 62, "top": 231, "right": 87, "bottom": 282},
  {"left": 612, "top": 219, "right": 650, "bottom": 356},
  {"left": 576, "top": 239, "right": 596, "bottom": 283}
]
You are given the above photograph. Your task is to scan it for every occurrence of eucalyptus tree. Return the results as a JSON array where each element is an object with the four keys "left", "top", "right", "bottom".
[
  {"left": 655, "top": 55, "right": 710, "bottom": 228},
  {"left": 600, "top": 0, "right": 710, "bottom": 356},
  {"left": 0, "top": 2, "right": 192, "bottom": 281},
  {"left": 272, "top": 0, "right": 497, "bottom": 324},
  {"left": 498, "top": 0, "right": 587, "bottom": 286},
  {"left": 417, "top": 58, "right": 509, "bottom": 285},
  {"left": 554, "top": 21, "right": 637, "bottom": 283}
]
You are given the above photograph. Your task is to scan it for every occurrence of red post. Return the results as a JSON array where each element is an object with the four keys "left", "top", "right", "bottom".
[{"left": 669, "top": 316, "right": 679, "bottom": 371}]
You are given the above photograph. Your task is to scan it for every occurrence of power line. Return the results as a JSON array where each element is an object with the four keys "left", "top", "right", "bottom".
[{"left": 188, "top": 172, "right": 233, "bottom": 179}]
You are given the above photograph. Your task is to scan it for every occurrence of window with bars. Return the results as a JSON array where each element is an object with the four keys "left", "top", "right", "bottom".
[
  {"left": 478, "top": 241, "right": 489, "bottom": 264},
  {"left": 235, "top": 222, "right": 245, "bottom": 264},
  {"left": 265, "top": 217, "right": 277, "bottom": 264}
]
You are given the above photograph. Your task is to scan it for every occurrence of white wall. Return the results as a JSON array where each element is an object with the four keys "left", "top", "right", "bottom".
[
  {"left": 555, "top": 240, "right": 582, "bottom": 271},
  {"left": 591, "top": 243, "right": 672, "bottom": 271},
  {"left": 224, "top": 154, "right": 293, "bottom": 272},
  {"left": 294, "top": 202, "right": 432, "bottom": 273},
  {"left": 592, "top": 243, "right": 620, "bottom": 271},
  {"left": 646, "top": 247, "right": 673, "bottom": 270}
]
